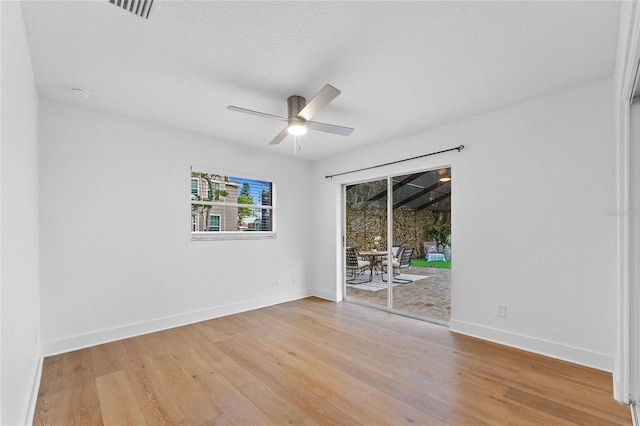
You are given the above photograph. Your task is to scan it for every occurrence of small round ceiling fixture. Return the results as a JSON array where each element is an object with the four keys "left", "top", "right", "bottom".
[
  {"left": 71, "top": 87, "right": 91, "bottom": 99},
  {"left": 287, "top": 116, "right": 307, "bottom": 136},
  {"left": 288, "top": 124, "right": 307, "bottom": 136},
  {"left": 439, "top": 177, "right": 452, "bottom": 182}
]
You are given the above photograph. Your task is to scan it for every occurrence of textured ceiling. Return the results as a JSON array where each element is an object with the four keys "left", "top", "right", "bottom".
[{"left": 21, "top": 0, "right": 620, "bottom": 161}]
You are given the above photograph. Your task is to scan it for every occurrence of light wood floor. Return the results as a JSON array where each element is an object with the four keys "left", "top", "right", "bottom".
[{"left": 34, "top": 297, "right": 630, "bottom": 425}]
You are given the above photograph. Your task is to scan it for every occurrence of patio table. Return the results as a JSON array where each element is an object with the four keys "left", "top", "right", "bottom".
[{"left": 358, "top": 250, "right": 389, "bottom": 277}]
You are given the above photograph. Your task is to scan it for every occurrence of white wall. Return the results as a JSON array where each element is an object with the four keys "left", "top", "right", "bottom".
[
  {"left": 1, "top": 2, "right": 42, "bottom": 425},
  {"left": 312, "top": 78, "right": 617, "bottom": 371},
  {"left": 39, "top": 100, "right": 312, "bottom": 354}
]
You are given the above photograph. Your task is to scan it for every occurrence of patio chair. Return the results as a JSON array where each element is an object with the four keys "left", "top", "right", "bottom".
[
  {"left": 370, "top": 245, "right": 402, "bottom": 275},
  {"left": 346, "top": 247, "right": 371, "bottom": 284},
  {"left": 424, "top": 240, "right": 437, "bottom": 256},
  {"left": 382, "top": 246, "right": 414, "bottom": 283}
]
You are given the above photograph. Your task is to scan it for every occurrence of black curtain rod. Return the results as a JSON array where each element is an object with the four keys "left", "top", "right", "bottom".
[{"left": 324, "top": 144, "right": 465, "bottom": 179}]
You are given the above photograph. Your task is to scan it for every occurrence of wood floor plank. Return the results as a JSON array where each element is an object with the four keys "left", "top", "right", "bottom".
[
  {"left": 89, "top": 340, "right": 132, "bottom": 378},
  {"left": 34, "top": 297, "right": 630, "bottom": 425},
  {"left": 33, "top": 355, "right": 65, "bottom": 426},
  {"left": 141, "top": 351, "right": 219, "bottom": 425},
  {"left": 217, "top": 334, "right": 361, "bottom": 424},
  {"left": 263, "top": 304, "right": 465, "bottom": 406},
  {"left": 513, "top": 367, "right": 632, "bottom": 424},
  {"left": 258, "top": 330, "right": 448, "bottom": 425},
  {"left": 95, "top": 370, "right": 146, "bottom": 426},
  {"left": 174, "top": 345, "right": 274, "bottom": 424},
  {"left": 504, "top": 386, "right": 621, "bottom": 426},
  {"left": 120, "top": 365, "right": 177, "bottom": 425},
  {"left": 236, "top": 378, "right": 320, "bottom": 426},
  {"left": 179, "top": 323, "right": 316, "bottom": 424},
  {"left": 262, "top": 310, "right": 501, "bottom": 424},
  {"left": 119, "top": 339, "right": 189, "bottom": 425},
  {"left": 58, "top": 349, "right": 103, "bottom": 425}
]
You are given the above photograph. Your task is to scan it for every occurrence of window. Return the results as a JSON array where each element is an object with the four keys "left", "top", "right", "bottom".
[
  {"left": 208, "top": 215, "right": 221, "bottom": 231},
  {"left": 191, "top": 177, "right": 219, "bottom": 200},
  {"left": 209, "top": 182, "right": 219, "bottom": 199},
  {"left": 190, "top": 168, "right": 275, "bottom": 240}
]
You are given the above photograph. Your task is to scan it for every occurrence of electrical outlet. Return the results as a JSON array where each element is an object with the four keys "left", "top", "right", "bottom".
[{"left": 496, "top": 304, "right": 507, "bottom": 317}]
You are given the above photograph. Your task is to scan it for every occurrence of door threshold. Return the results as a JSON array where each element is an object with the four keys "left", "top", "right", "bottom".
[{"left": 343, "top": 297, "right": 449, "bottom": 328}]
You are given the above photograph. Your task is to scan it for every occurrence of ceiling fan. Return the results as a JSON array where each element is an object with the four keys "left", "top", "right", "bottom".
[{"left": 227, "top": 84, "right": 354, "bottom": 146}]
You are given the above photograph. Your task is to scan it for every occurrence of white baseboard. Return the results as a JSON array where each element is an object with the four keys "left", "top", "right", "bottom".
[
  {"left": 42, "top": 289, "right": 313, "bottom": 356},
  {"left": 449, "top": 319, "right": 613, "bottom": 372},
  {"left": 311, "top": 287, "right": 341, "bottom": 302},
  {"left": 23, "top": 356, "right": 43, "bottom": 426},
  {"left": 632, "top": 402, "right": 639, "bottom": 426}
]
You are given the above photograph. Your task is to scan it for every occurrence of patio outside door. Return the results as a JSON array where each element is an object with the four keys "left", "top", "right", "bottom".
[{"left": 344, "top": 178, "right": 389, "bottom": 308}]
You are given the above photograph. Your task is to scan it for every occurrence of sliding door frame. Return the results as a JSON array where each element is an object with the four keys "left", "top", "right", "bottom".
[
  {"left": 386, "top": 175, "right": 394, "bottom": 309},
  {"left": 615, "top": 0, "right": 640, "bottom": 406},
  {"left": 342, "top": 167, "right": 451, "bottom": 321}
]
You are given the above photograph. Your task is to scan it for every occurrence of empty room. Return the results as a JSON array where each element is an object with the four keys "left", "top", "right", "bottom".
[{"left": 2, "top": 1, "right": 640, "bottom": 425}]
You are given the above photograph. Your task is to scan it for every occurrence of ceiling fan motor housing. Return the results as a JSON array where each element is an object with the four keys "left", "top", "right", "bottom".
[
  {"left": 287, "top": 96, "right": 308, "bottom": 133},
  {"left": 288, "top": 95, "right": 306, "bottom": 118}
]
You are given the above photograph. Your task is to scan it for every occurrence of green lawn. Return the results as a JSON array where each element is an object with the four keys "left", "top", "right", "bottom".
[{"left": 411, "top": 258, "right": 451, "bottom": 269}]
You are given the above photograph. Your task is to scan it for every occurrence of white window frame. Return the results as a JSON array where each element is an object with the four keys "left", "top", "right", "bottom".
[{"left": 191, "top": 166, "right": 276, "bottom": 241}]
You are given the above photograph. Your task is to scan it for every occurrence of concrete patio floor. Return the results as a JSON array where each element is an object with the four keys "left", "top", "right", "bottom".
[{"left": 345, "top": 265, "right": 451, "bottom": 325}]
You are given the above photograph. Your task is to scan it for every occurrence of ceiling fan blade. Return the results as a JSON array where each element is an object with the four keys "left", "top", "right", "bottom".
[
  {"left": 268, "top": 127, "right": 290, "bottom": 145},
  {"left": 297, "top": 84, "right": 341, "bottom": 120},
  {"left": 226, "top": 105, "right": 287, "bottom": 122},
  {"left": 307, "top": 120, "right": 354, "bottom": 136}
]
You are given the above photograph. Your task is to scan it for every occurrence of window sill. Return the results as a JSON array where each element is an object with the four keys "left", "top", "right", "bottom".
[{"left": 191, "top": 232, "right": 276, "bottom": 241}]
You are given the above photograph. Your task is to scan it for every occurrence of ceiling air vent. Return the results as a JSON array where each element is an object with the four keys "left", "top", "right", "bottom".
[{"left": 108, "top": 0, "right": 154, "bottom": 19}]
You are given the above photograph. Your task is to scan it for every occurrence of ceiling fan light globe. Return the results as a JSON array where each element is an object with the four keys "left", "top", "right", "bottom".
[{"left": 288, "top": 124, "right": 307, "bottom": 136}]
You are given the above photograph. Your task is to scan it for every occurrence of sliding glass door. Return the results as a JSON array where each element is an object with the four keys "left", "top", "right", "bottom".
[
  {"left": 344, "top": 168, "right": 452, "bottom": 325},
  {"left": 344, "top": 178, "right": 388, "bottom": 308},
  {"left": 390, "top": 170, "right": 451, "bottom": 323}
]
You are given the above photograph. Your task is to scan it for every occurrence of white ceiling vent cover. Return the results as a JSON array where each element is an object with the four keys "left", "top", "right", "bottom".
[{"left": 108, "top": 0, "right": 153, "bottom": 19}]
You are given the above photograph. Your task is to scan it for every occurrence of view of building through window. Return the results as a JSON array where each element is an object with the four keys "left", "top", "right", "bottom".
[{"left": 190, "top": 171, "right": 273, "bottom": 236}]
